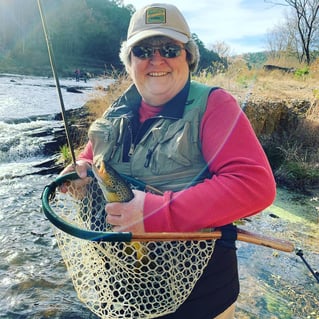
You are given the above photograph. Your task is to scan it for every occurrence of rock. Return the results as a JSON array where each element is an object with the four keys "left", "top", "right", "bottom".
[
  {"left": 33, "top": 156, "right": 59, "bottom": 168},
  {"left": 41, "top": 107, "right": 91, "bottom": 156},
  {"left": 66, "top": 86, "right": 83, "bottom": 93},
  {"left": 244, "top": 98, "right": 311, "bottom": 138},
  {"left": 30, "top": 107, "right": 90, "bottom": 175}
]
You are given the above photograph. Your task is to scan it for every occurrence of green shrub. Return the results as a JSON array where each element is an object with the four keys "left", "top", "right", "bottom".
[
  {"left": 294, "top": 67, "right": 309, "bottom": 78},
  {"left": 59, "top": 144, "right": 72, "bottom": 165},
  {"left": 275, "top": 161, "right": 319, "bottom": 192}
]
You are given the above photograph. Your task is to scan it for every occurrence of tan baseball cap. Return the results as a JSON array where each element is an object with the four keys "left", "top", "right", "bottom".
[{"left": 126, "top": 3, "right": 191, "bottom": 47}]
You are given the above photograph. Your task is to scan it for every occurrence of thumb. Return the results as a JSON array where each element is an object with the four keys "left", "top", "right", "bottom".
[{"left": 75, "top": 162, "right": 89, "bottom": 179}]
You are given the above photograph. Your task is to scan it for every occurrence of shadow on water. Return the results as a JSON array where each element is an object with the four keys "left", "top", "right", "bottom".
[{"left": 236, "top": 188, "right": 319, "bottom": 319}]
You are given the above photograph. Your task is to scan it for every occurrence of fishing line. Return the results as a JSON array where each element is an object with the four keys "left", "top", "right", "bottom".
[{"left": 37, "top": 0, "right": 77, "bottom": 167}]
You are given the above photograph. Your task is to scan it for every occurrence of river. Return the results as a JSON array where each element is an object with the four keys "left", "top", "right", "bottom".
[{"left": 0, "top": 74, "right": 318, "bottom": 319}]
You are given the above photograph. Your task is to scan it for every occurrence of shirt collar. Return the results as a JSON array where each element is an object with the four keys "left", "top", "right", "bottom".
[{"left": 157, "top": 78, "right": 190, "bottom": 119}]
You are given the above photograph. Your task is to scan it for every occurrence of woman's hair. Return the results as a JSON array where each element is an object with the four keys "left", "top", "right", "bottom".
[{"left": 119, "top": 36, "right": 200, "bottom": 73}]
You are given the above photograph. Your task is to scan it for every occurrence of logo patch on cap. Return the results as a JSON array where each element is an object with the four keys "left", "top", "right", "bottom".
[{"left": 145, "top": 7, "right": 166, "bottom": 24}]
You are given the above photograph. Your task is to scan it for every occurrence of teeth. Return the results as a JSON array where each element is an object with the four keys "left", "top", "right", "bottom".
[{"left": 149, "top": 72, "right": 167, "bottom": 77}]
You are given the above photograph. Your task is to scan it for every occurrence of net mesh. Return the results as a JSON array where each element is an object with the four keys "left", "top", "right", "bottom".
[{"left": 49, "top": 178, "right": 215, "bottom": 319}]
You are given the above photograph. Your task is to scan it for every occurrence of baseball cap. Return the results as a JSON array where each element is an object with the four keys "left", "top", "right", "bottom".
[{"left": 126, "top": 3, "right": 191, "bottom": 47}]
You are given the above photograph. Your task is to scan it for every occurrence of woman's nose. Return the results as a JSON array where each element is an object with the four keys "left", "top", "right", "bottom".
[{"left": 150, "top": 50, "right": 164, "bottom": 63}]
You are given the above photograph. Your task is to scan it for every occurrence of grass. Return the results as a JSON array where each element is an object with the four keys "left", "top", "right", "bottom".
[
  {"left": 84, "top": 71, "right": 131, "bottom": 118},
  {"left": 59, "top": 144, "right": 72, "bottom": 164}
]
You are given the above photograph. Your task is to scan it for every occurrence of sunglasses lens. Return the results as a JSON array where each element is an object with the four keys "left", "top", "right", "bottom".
[
  {"left": 131, "top": 46, "right": 153, "bottom": 59},
  {"left": 132, "top": 45, "right": 183, "bottom": 59},
  {"left": 160, "top": 45, "right": 182, "bottom": 58}
]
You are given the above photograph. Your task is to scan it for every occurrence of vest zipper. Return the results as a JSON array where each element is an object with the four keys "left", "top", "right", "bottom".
[
  {"left": 127, "top": 120, "right": 135, "bottom": 158},
  {"left": 144, "top": 143, "right": 159, "bottom": 168},
  {"left": 128, "top": 143, "right": 135, "bottom": 157},
  {"left": 110, "top": 117, "right": 125, "bottom": 159}
]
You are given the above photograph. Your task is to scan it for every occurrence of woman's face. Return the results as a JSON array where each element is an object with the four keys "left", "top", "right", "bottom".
[{"left": 127, "top": 37, "right": 190, "bottom": 106}]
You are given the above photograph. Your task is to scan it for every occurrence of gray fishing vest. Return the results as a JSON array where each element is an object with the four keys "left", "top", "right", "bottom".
[{"left": 89, "top": 81, "right": 215, "bottom": 192}]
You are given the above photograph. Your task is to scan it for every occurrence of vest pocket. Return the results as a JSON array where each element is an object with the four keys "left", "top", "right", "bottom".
[
  {"left": 88, "top": 117, "right": 118, "bottom": 163},
  {"left": 134, "top": 120, "right": 201, "bottom": 175}
]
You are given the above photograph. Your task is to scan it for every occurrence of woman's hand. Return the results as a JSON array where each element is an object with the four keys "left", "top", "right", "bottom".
[
  {"left": 59, "top": 160, "right": 92, "bottom": 198},
  {"left": 106, "top": 190, "right": 146, "bottom": 233}
]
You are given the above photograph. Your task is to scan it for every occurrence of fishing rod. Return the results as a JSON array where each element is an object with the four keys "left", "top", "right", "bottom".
[
  {"left": 37, "top": 0, "right": 77, "bottom": 168},
  {"left": 296, "top": 249, "right": 319, "bottom": 283}
]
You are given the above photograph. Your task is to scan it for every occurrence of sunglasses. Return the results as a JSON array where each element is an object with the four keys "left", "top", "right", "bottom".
[{"left": 131, "top": 44, "right": 184, "bottom": 59}]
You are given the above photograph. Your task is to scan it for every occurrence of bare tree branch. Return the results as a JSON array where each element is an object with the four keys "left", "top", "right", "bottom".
[{"left": 266, "top": 0, "right": 319, "bottom": 64}]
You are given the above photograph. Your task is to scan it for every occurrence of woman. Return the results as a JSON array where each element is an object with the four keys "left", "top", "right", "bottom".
[{"left": 61, "top": 3, "right": 276, "bottom": 318}]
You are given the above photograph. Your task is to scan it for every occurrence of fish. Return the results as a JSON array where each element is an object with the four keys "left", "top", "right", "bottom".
[
  {"left": 92, "top": 159, "right": 148, "bottom": 267},
  {"left": 92, "top": 160, "right": 134, "bottom": 203}
]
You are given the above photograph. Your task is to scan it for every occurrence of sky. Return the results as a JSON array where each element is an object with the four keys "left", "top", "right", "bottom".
[{"left": 122, "top": 0, "right": 288, "bottom": 54}]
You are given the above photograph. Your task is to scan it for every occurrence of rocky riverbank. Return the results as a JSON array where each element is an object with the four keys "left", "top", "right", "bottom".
[
  {"left": 244, "top": 96, "right": 318, "bottom": 195},
  {"left": 33, "top": 107, "right": 91, "bottom": 175}
]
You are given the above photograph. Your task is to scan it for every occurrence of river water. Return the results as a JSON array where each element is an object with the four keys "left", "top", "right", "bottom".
[{"left": 0, "top": 74, "right": 318, "bottom": 319}]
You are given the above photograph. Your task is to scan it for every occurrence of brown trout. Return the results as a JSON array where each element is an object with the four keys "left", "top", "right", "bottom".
[
  {"left": 92, "top": 160, "right": 134, "bottom": 203},
  {"left": 92, "top": 159, "right": 148, "bottom": 266}
]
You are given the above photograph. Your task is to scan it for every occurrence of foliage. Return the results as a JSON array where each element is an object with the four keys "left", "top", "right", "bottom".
[
  {"left": 0, "top": 1, "right": 225, "bottom": 76},
  {"left": 243, "top": 52, "right": 268, "bottom": 69},
  {"left": 261, "top": 111, "right": 319, "bottom": 193},
  {"left": 294, "top": 66, "right": 310, "bottom": 78},
  {"left": 275, "top": 161, "right": 319, "bottom": 192},
  {"left": 313, "top": 88, "right": 319, "bottom": 99},
  {"left": 265, "top": 0, "right": 319, "bottom": 65},
  {"left": 309, "top": 56, "right": 319, "bottom": 75},
  {"left": 0, "top": 0, "right": 133, "bottom": 75},
  {"left": 59, "top": 144, "right": 72, "bottom": 165},
  {"left": 192, "top": 33, "right": 227, "bottom": 73},
  {"left": 86, "top": 71, "right": 132, "bottom": 118}
]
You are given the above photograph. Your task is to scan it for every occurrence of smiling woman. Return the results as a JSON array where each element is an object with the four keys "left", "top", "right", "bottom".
[
  {"left": 118, "top": 7, "right": 200, "bottom": 105},
  {"left": 126, "top": 37, "right": 191, "bottom": 106},
  {"left": 56, "top": 3, "right": 277, "bottom": 319}
]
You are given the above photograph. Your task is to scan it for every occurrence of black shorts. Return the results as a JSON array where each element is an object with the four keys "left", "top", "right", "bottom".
[{"left": 156, "top": 240, "right": 239, "bottom": 319}]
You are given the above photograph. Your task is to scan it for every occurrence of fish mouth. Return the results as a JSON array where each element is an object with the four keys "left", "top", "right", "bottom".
[
  {"left": 92, "top": 162, "right": 111, "bottom": 200},
  {"left": 91, "top": 163, "right": 104, "bottom": 184}
]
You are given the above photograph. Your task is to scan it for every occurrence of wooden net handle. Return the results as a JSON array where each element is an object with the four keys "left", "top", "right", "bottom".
[{"left": 132, "top": 228, "right": 294, "bottom": 252}]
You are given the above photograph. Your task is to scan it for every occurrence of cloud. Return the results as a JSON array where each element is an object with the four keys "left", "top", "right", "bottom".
[{"left": 122, "top": 0, "right": 287, "bottom": 53}]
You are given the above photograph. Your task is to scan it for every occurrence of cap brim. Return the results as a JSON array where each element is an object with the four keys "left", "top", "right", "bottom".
[{"left": 127, "top": 28, "right": 189, "bottom": 47}]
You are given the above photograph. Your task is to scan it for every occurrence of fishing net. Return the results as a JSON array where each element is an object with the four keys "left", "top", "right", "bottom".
[{"left": 43, "top": 173, "right": 215, "bottom": 319}]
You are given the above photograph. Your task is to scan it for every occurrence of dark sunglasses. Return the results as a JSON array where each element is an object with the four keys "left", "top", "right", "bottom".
[{"left": 131, "top": 44, "right": 184, "bottom": 59}]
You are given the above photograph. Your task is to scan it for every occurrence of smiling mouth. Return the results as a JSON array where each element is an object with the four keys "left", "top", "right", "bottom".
[{"left": 148, "top": 72, "right": 168, "bottom": 77}]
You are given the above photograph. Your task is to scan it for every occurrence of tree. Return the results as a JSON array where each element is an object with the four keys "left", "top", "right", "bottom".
[
  {"left": 192, "top": 34, "right": 226, "bottom": 73},
  {"left": 210, "top": 41, "right": 231, "bottom": 59},
  {"left": 267, "top": 0, "right": 319, "bottom": 64},
  {"left": 288, "top": 0, "right": 319, "bottom": 64},
  {"left": 266, "top": 21, "right": 299, "bottom": 61}
]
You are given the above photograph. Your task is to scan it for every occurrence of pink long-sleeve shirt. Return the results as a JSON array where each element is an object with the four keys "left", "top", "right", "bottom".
[{"left": 79, "top": 89, "right": 276, "bottom": 232}]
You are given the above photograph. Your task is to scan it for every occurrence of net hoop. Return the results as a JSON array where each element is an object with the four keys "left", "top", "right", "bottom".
[
  {"left": 41, "top": 173, "right": 216, "bottom": 319},
  {"left": 42, "top": 172, "right": 132, "bottom": 242}
]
